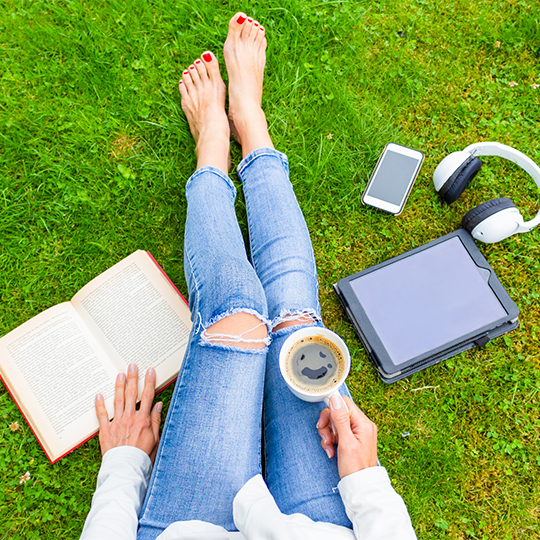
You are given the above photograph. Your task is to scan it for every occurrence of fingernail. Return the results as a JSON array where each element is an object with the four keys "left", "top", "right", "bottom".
[
  {"left": 147, "top": 367, "right": 155, "bottom": 377},
  {"left": 202, "top": 52, "right": 212, "bottom": 62},
  {"left": 316, "top": 420, "right": 320, "bottom": 429},
  {"left": 195, "top": 59, "right": 201, "bottom": 64},
  {"left": 237, "top": 15, "right": 246, "bottom": 24},
  {"left": 330, "top": 395, "right": 344, "bottom": 411},
  {"left": 325, "top": 448, "right": 332, "bottom": 459},
  {"left": 129, "top": 363, "right": 137, "bottom": 373},
  {"left": 117, "top": 372, "right": 125, "bottom": 382},
  {"left": 95, "top": 393, "right": 103, "bottom": 401},
  {"left": 156, "top": 402, "right": 163, "bottom": 413}
]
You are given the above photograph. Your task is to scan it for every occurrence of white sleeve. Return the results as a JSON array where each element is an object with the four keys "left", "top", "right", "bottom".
[
  {"left": 80, "top": 446, "right": 153, "bottom": 540},
  {"left": 338, "top": 467, "right": 417, "bottom": 540}
]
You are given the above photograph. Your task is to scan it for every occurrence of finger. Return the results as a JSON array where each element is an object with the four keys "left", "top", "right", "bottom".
[
  {"left": 318, "top": 424, "right": 335, "bottom": 447},
  {"left": 139, "top": 367, "right": 157, "bottom": 416},
  {"left": 151, "top": 401, "right": 163, "bottom": 441},
  {"left": 329, "top": 395, "right": 355, "bottom": 443},
  {"left": 114, "top": 372, "right": 126, "bottom": 418},
  {"left": 125, "top": 363, "right": 139, "bottom": 411},
  {"left": 95, "top": 393, "right": 110, "bottom": 432},
  {"left": 320, "top": 437, "right": 335, "bottom": 459},
  {"left": 317, "top": 407, "right": 331, "bottom": 430}
]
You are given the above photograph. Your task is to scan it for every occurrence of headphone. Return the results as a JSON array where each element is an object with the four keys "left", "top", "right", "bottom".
[{"left": 433, "top": 142, "right": 540, "bottom": 243}]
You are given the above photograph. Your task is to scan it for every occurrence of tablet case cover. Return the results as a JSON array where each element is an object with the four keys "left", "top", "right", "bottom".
[{"left": 334, "top": 229, "right": 519, "bottom": 383}]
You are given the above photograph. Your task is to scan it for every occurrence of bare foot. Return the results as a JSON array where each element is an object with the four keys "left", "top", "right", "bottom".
[
  {"left": 179, "top": 52, "right": 230, "bottom": 173},
  {"left": 223, "top": 13, "right": 274, "bottom": 157}
]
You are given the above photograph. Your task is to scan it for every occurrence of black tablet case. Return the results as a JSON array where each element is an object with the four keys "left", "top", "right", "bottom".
[{"left": 334, "top": 229, "right": 519, "bottom": 383}]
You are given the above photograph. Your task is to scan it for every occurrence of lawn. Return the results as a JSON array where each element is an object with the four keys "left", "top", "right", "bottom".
[{"left": 1, "top": 0, "right": 539, "bottom": 538}]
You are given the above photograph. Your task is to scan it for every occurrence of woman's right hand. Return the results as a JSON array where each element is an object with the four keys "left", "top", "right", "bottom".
[{"left": 317, "top": 395, "right": 378, "bottom": 479}]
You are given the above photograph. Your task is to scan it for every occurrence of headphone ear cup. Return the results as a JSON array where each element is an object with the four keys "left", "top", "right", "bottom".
[
  {"left": 462, "top": 197, "right": 517, "bottom": 234},
  {"left": 439, "top": 156, "right": 482, "bottom": 204}
]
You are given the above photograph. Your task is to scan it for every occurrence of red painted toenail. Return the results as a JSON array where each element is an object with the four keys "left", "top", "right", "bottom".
[
  {"left": 189, "top": 65, "right": 195, "bottom": 69},
  {"left": 237, "top": 15, "right": 246, "bottom": 24},
  {"left": 179, "top": 80, "right": 183, "bottom": 85},
  {"left": 202, "top": 52, "right": 212, "bottom": 62},
  {"left": 260, "top": 27, "right": 264, "bottom": 32},
  {"left": 195, "top": 59, "right": 201, "bottom": 64},
  {"left": 183, "top": 70, "right": 189, "bottom": 75},
  {"left": 247, "top": 17, "right": 253, "bottom": 23}
]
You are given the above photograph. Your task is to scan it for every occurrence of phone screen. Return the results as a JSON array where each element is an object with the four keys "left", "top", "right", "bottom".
[{"left": 365, "top": 150, "right": 421, "bottom": 206}]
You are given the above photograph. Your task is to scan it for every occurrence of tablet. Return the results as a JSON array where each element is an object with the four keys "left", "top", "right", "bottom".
[{"left": 334, "top": 229, "right": 519, "bottom": 383}]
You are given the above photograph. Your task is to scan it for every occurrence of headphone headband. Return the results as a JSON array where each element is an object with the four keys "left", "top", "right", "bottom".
[{"left": 463, "top": 142, "right": 540, "bottom": 190}]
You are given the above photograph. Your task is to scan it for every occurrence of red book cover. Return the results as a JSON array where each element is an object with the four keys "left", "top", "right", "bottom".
[{"left": 0, "top": 251, "right": 190, "bottom": 463}]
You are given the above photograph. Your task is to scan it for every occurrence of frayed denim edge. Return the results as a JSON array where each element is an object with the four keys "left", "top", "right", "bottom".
[
  {"left": 199, "top": 307, "right": 271, "bottom": 353},
  {"left": 269, "top": 308, "right": 323, "bottom": 338}
]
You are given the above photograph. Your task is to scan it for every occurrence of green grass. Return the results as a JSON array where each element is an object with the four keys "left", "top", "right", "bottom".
[{"left": 1, "top": 0, "right": 539, "bottom": 538}]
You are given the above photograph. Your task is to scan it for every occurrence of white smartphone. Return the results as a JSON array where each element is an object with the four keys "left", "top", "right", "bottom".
[{"left": 362, "top": 143, "right": 424, "bottom": 215}]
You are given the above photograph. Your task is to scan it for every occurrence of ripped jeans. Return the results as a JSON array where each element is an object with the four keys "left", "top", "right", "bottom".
[{"left": 137, "top": 148, "right": 352, "bottom": 538}]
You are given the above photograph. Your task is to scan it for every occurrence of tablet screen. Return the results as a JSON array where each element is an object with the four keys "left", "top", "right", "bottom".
[{"left": 349, "top": 237, "right": 508, "bottom": 366}]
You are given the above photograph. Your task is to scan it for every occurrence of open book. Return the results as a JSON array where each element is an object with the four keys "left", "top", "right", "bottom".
[{"left": 0, "top": 251, "right": 192, "bottom": 463}]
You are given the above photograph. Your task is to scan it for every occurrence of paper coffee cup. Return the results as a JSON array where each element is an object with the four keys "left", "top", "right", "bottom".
[{"left": 279, "top": 327, "right": 350, "bottom": 405}]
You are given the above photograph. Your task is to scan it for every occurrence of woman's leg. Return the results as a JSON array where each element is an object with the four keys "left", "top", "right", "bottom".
[
  {"left": 241, "top": 150, "right": 352, "bottom": 527},
  {"left": 137, "top": 52, "right": 269, "bottom": 539},
  {"left": 224, "top": 14, "right": 352, "bottom": 527}
]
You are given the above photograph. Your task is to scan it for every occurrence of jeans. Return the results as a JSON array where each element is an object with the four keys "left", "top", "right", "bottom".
[{"left": 137, "top": 148, "right": 352, "bottom": 539}]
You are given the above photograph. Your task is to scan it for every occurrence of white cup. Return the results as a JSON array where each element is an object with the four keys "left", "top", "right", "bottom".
[{"left": 279, "top": 327, "right": 350, "bottom": 406}]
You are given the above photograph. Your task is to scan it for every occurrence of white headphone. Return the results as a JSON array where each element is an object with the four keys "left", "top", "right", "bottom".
[{"left": 433, "top": 142, "right": 540, "bottom": 243}]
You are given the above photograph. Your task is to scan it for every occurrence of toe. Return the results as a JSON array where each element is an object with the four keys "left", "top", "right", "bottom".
[
  {"left": 229, "top": 12, "right": 247, "bottom": 34},
  {"left": 194, "top": 58, "right": 207, "bottom": 80},
  {"left": 178, "top": 78, "right": 189, "bottom": 100},
  {"left": 255, "top": 24, "right": 265, "bottom": 47},
  {"left": 187, "top": 64, "right": 200, "bottom": 84},
  {"left": 201, "top": 51, "right": 220, "bottom": 80},
  {"left": 181, "top": 69, "right": 193, "bottom": 91},
  {"left": 243, "top": 17, "right": 255, "bottom": 39}
]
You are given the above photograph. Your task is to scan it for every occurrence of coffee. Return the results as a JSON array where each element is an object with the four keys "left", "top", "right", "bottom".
[{"left": 283, "top": 334, "right": 346, "bottom": 394}]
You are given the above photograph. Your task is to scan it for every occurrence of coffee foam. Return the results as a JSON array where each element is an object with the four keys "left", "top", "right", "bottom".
[{"left": 283, "top": 334, "right": 345, "bottom": 394}]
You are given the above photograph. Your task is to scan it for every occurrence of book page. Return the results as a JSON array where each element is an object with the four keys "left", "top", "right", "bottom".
[
  {"left": 0, "top": 303, "right": 118, "bottom": 461},
  {"left": 71, "top": 251, "right": 192, "bottom": 397}
]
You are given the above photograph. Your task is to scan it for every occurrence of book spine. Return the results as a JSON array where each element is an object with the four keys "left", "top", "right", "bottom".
[{"left": 146, "top": 251, "right": 189, "bottom": 306}]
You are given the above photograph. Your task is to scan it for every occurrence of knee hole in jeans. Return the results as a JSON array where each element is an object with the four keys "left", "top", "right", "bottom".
[
  {"left": 273, "top": 313, "right": 318, "bottom": 332},
  {"left": 201, "top": 312, "right": 269, "bottom": 350}
]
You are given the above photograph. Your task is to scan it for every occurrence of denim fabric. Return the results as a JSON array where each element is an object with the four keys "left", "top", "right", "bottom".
[{"left": 137, "top": 149, "right": 351, "bottom": 540}]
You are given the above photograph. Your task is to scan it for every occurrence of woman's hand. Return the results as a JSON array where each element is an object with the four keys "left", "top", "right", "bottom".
[
  {"left": 95, "top": 363, "right": 162, "bottom": 463},
  {"left": 317, "top": 395, "right": 378, "bottom": 479}
]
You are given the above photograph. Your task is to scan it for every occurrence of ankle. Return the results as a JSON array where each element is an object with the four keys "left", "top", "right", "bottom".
[{"left": 196, "top": 132, "right": 230, "bottom": 174}]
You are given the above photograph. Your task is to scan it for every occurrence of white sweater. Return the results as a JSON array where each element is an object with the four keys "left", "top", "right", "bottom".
[{"left": 80, "top": 446, "right": 417, "bottom": 540}]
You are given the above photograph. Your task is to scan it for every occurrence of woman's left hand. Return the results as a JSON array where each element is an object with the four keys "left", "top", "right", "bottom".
[{"left": 95, "top": 363, "right": 162, "bottom": 463}]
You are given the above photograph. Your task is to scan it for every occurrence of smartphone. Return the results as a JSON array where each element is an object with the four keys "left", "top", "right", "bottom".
[{"left": 362, "top": 143, "right": 424, "bottom": 215}]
